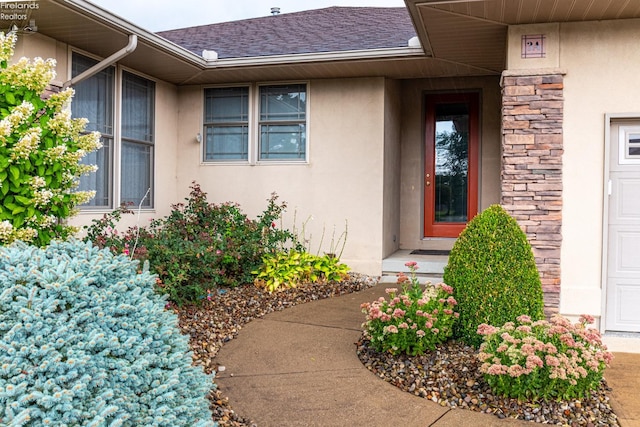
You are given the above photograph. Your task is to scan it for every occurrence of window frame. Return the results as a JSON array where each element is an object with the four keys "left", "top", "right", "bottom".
[
  {"left": 71, "top": 51, "right": 115, "bottom": 210},
  {"left": 70, "top": 50, "right": 157, "bottom": 211},
  {"left": 201, "top": 81, "right": 309, "bottom": 165},
  {"left": 202, "top": 85, "right": 251, "bottom": 162}
]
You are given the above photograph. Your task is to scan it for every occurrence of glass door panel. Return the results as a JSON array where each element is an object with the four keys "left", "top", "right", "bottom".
[{"left": 424, "top": 93, "right": 479, "bottom": 238}]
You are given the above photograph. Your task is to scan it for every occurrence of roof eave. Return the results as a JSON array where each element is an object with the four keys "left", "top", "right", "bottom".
[
  {"left": 57, "top": 0, "right": 207, "bottom": 67},
  {"left": 207, "top": 47, "right": 427, "bottom": 68}
]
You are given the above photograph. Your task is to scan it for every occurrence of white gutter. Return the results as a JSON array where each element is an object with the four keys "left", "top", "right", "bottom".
[
  {"left": 205, "top": 46, "right": 427, "bottom": 68},
  {"left": 63, "top": 34, "right": 137, "bottom": 88}
]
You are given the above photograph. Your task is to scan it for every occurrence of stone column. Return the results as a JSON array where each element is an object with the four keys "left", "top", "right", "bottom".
[{"left": 500, "top": 70, "right": 565, "bottom": 316}]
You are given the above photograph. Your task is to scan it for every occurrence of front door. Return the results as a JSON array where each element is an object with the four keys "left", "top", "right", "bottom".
[
  {"left": 606, "top": 120, "right": 640, "bottom": 332},
  {"left": 424, "top": 93, "right": 479, "bottom": 238}
]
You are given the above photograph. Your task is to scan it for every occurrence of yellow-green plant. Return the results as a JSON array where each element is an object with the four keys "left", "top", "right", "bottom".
[
  {"left": 0, "top": 31, "right": 100, "bottom": 246},
  {"left": 253, "top": 250, "right": 350, "bottom": 293}
]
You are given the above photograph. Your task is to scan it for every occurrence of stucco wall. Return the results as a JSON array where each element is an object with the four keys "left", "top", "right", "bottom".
[
  {"left": 398, "top": 77, "right": 502, "bottom": 250},
  {"left": 506, "top": 18, "right": 640, "bottom": 320},
  {"left": 176, "top": 77, "right": 388, "bottom": 275},
  {"left": 382, "top": 79, "right": 402, "bottom": 258}
]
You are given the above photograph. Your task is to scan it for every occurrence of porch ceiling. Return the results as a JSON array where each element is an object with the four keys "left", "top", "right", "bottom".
[{"left": 405, "top": 0, "right": 640, "bottom": 74}]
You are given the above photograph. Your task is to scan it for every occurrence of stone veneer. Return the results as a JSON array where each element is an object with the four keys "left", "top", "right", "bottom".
[{"left": 500, "top": 70, "right": 565, "bottom": 316}]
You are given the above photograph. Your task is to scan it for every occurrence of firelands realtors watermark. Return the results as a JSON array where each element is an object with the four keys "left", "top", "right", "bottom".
[{"left": 0, "top": 1, "right": 39, "bottom": 27}]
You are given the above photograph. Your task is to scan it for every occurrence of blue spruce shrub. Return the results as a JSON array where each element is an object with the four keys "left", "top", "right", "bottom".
[{"left": 0, "top": 240, "right": 215, "bottom": 426}]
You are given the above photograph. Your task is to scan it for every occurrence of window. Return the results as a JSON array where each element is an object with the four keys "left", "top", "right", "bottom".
[
  {"left": 202, "top": 83, "right": 307, "bottom": 163},
  {"left": 71, "top": 53, "right": 155, "bottom": 209},
  {"left": 72, "top": 53, "right": 114, "bottom": 207},
  {"left": 259, "top": 84, "right": 306, "bottom": 160},
  {"left": 121, "top": 71, "right": 155, "bottom": 207},
  {"left": 203, "top": 87, "right": 249, "bottom": 161},
  {"left": 619, "top": 125, "right": 640, "bottom": 164}
]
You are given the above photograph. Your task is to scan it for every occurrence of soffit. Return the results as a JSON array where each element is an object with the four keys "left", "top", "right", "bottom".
[{"left": 405, "top": 0, "right": 640, "bottom": 74}]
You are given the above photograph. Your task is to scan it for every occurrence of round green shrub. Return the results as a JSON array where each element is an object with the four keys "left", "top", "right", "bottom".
[
  {"left": 443, "top": 204, "right": 545, "bottom": 348},
  {"left": 0, "top": 240, "right": 215, "bottom": 426}
]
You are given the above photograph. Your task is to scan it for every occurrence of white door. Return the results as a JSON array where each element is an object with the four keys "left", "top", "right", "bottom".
[{"left": 606, "top": 121, "right": 640, "bottom": 332}]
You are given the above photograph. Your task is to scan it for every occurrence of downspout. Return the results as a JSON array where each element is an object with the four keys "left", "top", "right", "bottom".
[{"left": 63, "top": 34, "right": 137, "bottom": 88}]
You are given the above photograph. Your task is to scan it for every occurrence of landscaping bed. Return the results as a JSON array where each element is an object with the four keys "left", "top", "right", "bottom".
[{"left": 174, "top": 274, "right": 619, "bottom": 427}]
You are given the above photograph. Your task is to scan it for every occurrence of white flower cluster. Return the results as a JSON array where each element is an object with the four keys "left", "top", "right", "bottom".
[
  {"left": 10, "top": 127, "right": 41, "bottom": 160},
  {"left": 0, "top": 220, "right": 37, "bottom": 244},
  {"left": 0, "top": 220, "right": 12, "bottom": 241},
  {"left": 0, "top": 101, "right": 35, "bottom": 146},
  {"left": 45, "top": 87, "right": 73, "bottom": 112},
  {"left": 0, "top": 56, "right": 56, "bottom": 92},
  {"left": 29, "top": 176, "right": 46, "bottom": 189},
  {"left": 32, "top": 189, "right": 54, "bottom": 207},
  {"left": 47, "top": 110, "right": 73, "bottom": 136}
]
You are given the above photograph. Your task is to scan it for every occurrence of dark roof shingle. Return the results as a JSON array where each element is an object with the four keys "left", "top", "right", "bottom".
[{"left": 157, "top": 7, "right": 416, "bottom": 59}]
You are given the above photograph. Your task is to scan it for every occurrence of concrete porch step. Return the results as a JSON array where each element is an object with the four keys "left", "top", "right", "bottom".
[{"left": 381, "top": 249, "right": 448, "bottom": 284}]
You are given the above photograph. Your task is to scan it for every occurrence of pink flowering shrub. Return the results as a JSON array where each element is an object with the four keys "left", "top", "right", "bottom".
[
  {"left": 361, "top": 261, "right": 459, "bottom": 356},
  {"left": 477, "top": 314, "right": 613, "bottom": 401}
]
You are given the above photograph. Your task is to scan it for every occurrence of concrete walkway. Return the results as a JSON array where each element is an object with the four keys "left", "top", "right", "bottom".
[{"left": 214, "top": 285, "right": 640, "bottom": 427}]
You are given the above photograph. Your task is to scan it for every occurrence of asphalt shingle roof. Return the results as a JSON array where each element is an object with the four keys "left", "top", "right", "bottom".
[{"left": 157, "top": 7, "right": 416, "bottom": 59}]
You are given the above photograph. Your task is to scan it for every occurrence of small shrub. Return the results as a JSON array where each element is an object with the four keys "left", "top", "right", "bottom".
[
  {"left": 361, "top": 262, "right": 458, "bottom": 356},
  {"left": 84, "top": 183, "right": 299, "bottom": 305},
  {"left": 252, "top": 250, "right": 350, "bottom": 293},
  {"left": 443, "top": 204, "right": 545, "bottom": 347},
  {"left": 477, "top": 314, "right": 613, "bottom": 401},
  {"left": 0, "top": 240, "right": 215, "bottom": 426}
]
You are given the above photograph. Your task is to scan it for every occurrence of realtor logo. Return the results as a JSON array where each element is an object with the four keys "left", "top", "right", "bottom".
[{"left": 0, "top": 0, "right": 39, "bottom": 31}]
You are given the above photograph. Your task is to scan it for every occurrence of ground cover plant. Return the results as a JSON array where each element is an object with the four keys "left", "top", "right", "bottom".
[
  {"left": 0, "top": 240, "right": 214, "bottom": 426},
  {"left": 361, "top": 262, "right": 458, "bottom": 356},
  {"left": 443, "top": 204, "right": 545, "bottom": 347}
]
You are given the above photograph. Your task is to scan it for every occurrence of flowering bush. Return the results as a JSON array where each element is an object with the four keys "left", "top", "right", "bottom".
[
  {"left": 477, "top": 314, "right": 613, "bottom": 401},
  {"left": 84, "top": 183, "right": 300, "bottom": 305},
  {"left": 0, "top": 32, "right": 100, "bottom": 246},
  {"left": 361, "top": 262, "right": 459, "bottom": 356}
]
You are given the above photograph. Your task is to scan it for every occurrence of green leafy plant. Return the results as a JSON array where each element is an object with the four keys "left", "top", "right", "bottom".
[
  {"left": 361, "top": 262, "right": 459, "bottom": 356},
  {"left": 0, "top": 32, "right": 100, "bottom": 246},
  {"left": 477, "top": 314, "right": 613, "bottom": 401},
  {"left": 84, "top": 182, "right": 299, "bottom": 305},
  {"left": 443, "top": 204, "right": 545, "bottom": 348},
  {"left": 252, "top": 250, "right": 350, "bottom": 293}
]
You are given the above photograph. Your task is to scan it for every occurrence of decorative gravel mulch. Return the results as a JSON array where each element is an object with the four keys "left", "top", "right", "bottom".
[
  {"left": 172, "top": 275, "right": 619, "bottom": 426},
  {"left": 356, "top": 337, "right": 619, "bottom": 426}
]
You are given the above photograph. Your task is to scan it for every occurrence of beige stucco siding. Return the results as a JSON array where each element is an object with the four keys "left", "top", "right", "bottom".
[
  {"left": 398, "top": 76, "right": 502, "bottom": 250},
  {"left": 506, "top": 18, "right": 640, "bottom": 320},
  {"left": 382, "top": 79, "right": 402, "bottom": 258},
  {"left": 561, "top": 19, "right": 640, "bottom": 318},
  {"left": 176, "top": 77, "right": 388, "bottom": 275}
]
